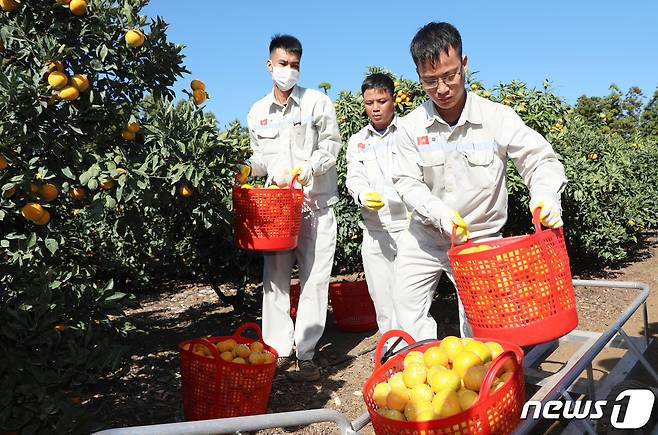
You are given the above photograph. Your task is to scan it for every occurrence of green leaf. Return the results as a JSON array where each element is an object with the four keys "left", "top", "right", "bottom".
[
  {"left": 44, "top": 238, "right": 58, "bottom": 255},
  {"left": 61, "top": 167, "right": 75, "bottom": 180}
]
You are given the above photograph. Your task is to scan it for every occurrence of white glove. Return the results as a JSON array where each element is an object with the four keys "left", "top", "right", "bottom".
[
  {"left": 529, "top": 197, "right": 563, "bottom": 228},
  {"left": 235, "top": 164, "right": 250, "bottom": 184},
  {"left": 359, "top": 191, "right": 385, "bottom": 210},
  {"left": 439, "top": 208, "right": 469, "bottom": 244},
  {"left": 292, "top": 162, "right": 313, "bottom": 186},
  {"left": 272, "top": 170, "right": 292, "bottom": 188}
]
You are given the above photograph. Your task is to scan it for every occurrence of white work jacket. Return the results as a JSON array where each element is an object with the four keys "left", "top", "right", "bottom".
[
  {"left": 346, "top": 116, "right": 409, "bottom": 232},
  {"left": 247, "top": 85, "right": 342, "bottom": 210},
  {"left": 393, "top": 91, "right": 567, "bottom": 244}
]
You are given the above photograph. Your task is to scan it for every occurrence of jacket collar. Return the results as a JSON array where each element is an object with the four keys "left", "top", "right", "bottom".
[
  {"left": 366, "top": 114, "right": 398, "bottom": 137},
  {"left": 268, "top": 85, "right": 302, "bottom": 108},
  {"left": 424, "top": 91, "right": 483, "bottom": 128}
]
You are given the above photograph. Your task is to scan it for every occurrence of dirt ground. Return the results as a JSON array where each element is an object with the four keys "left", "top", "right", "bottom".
[{"left": 86, "top": 233, "right": 658, "bottom": 434}]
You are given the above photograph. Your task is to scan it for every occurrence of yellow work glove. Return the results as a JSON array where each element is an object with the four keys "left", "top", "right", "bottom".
[
  {"left": 359, "top": 191, "right": 385, "bottom": 210},
  {"left": 529, "top": 197, "right": 563, "bottom": 228},
  {"left": 292, "top": 162, "right": 313, "bottom": 186},
  {"left": 235, "top": 164, "right": 251, "bottom": 184},
  {"left": 440, "top": 208, "right": 469, "bottom": 243}
]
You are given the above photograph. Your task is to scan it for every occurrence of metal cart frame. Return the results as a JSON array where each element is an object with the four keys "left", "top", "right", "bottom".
[{"left": 93, "top": 279, "right": 655, "bottom": 435}]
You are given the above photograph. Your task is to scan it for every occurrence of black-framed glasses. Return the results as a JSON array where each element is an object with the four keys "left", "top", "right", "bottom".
[{"left": 419, "top": 67, "right": 463, "bottom": 90}]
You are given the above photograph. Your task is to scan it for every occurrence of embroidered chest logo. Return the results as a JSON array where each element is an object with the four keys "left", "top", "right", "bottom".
[
  {"left": 417, "top": 135, "right": 429, "bottom": 145},
  {"left": 259, "top": 119, "right": 268, "bottom": 126}
]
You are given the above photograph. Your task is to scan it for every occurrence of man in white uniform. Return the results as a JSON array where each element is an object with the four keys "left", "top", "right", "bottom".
[
  {"left": 393, "top": 22, "right": 567, "bottom": 341},
  {"left": 345, "top": 73, "right": 409, "bottom": 340},
  {"left": 346, "top": 73, "right": 409, "bottom": 341},
  {"left": 237, "top": 34, "right": 342, "bottom": 381}
]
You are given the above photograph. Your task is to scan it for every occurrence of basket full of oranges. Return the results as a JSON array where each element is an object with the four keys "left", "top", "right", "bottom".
[
  {"left": 178, "top": 322, "right": 278, "bottom": 420},
  {"left": 363, "top": 331, "right": 525, "bottom": 435}
]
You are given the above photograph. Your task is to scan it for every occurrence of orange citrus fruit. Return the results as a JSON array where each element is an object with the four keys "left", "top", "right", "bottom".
[
  {"left": 39, "top": 184, "right": 58, "bottom": 202},
  {"left": 48, "top": 71, "right": 68, "bottom": 90},
  {"left": 69, "top": 186, "right": 87, "bottom": 200},
  {"left": 402, "top": 363, "right": 427, "bottom": 388},
  {"left": 404, "top": 398, "right": 434, "bottom": 421},
  {"left": 99, "top": 179, "right": 115, "bottom": 190},
  {"left": 373, "top": 382, "right": 391, "bottom": 408},
  {"left": 403, "top": 351, "right": 424, "bottom": 367},
  {"left": 462, "top": 365, "right": 488, "bottom": 392},
  {"left": 58, "top": 86, "right": 79, "bottom": 101},
  {"left": 33, "top": 210, "right": 51, "bottom": 225},
  {"left": 249, "top": 341, "right": 264, "bottom": 353},
  {"left": 440, "top": 336, "right": 464, "bottom": 362},
  {"left": 423, "top": 346, "right": 449, "bottom": 368},
  {"left": 452, "top": 350, "right": 483, "bottom": 378},
  {"left": 409, "top": 383, "right": 434, "bottom": 403},
  {"left": 178, "top": 184, "right": 193, "bottom": 197},
  {"left": 127, "top": 122, "right": 140, "bottom": 133},
  {"left": 428, "top": 366, "right": 461, "bottom": 393},
  {"left": 192, "top": 89, "right": 207, "bottom": 105},
  {"left": 70, "top": 74, "right": 89, "bottom": 92},
  {"left": 0, "top": 0, "right": 19, "bottom": 12},
  {"left": 125, "top": 29, "right": 145, "bottom": 47},
  {"left": 234, "top": 343, "right": 250, "bottom": 358},
  {"left": 386, "top": 386, "right": 410, "bottom": 412},
  {"left": 191, "top": 79, "right": 205, "bottom": 91},
  {"left": 21, "top": 203, "right": 46, "bottom": 221},
  {"left": 121, "top": 129, "right": 135, "bottom": 140},
  {"left": 464, "top": 340, "right": 492, "bottom": 363},
  {"left": 378, "top": 408, "right": 404, "bottom": 421},
  {"left": 457, "top": 388, "right": 478, "bottom": 410},
  {"left": 69, "top": 0, "right": 87, "bottom": 16}
]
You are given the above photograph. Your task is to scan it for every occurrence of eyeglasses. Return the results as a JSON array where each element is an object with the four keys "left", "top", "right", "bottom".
[{"left": 419, "top": 68, "right": 463, "bottom": 90}]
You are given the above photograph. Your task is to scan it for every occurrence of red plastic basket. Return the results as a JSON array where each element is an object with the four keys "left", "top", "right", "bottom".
[
  {"left": 289, "top": 281, "right": 378, "bottom": 332},
  {"left": 363, "top": 331, "right": 525, "bottom": 435},
  {"left": 232, "top": 175, "right": 304, "bottom": 251},
  {"left": 447, "top": 209, "right": 578, "bottom": 346},
  {"left": 178, "top": 323, "right": 278, "bottom": 421},
  {"left": 329, "top": 281, "right": 377, "bottom": 332}
]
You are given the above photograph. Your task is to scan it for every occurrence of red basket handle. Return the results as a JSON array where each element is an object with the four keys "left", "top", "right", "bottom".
[
  {"left": 478, "top": 350, "right": 519, "bottom": 401},
  {"left": 184, "top": 337, "right": 222, "bottom": 359},
  {"left": 289, "top": 172, "right": 304, "bottom": 190},
  {"left": 374, "top": 330, "right": 415, "bottom": 370},
  {"left": 233, "top": 322, "right": 265, "bottom": 342}
]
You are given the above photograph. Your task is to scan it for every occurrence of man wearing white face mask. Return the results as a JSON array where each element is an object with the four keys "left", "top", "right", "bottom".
[{"left": 236, "top": 34, "right": 342, "bottom": 382}]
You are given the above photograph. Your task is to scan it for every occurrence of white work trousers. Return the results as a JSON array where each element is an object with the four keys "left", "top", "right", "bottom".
[
  {"left": 393, "top": 224, "right": 472, "bottom": 341},
  {"left": 361, "top": 228, "right": 403, "bottom": 335},
  {"left": 262, "top": 206, "right": 337, "bottom": 360}
]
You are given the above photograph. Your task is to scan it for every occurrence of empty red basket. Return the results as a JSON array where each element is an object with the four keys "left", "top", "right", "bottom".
[
  {"left": 289, "top": 281, "right": 377, "bottom": 332},
  {"left": 363, "top": 330, "right": 525, "bottom": 435},
  {"left": 232, "top": 177, "right": 304, "bottom": 251},
  {"left": 329, "top": 281, "right": 378, "bottom": 332},
  {"left": 447, "top": 210, "right": 578, "bottom": 346},
  {"left": 178, "top": 323, "right": 278, "bottom": 420}
]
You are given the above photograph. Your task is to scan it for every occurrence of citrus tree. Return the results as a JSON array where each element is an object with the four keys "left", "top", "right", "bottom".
[{"left": 0, "top": 0, "right": 246, "bottom": 432}]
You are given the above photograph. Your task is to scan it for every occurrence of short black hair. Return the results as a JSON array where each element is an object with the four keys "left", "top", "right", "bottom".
[
  {"left": 410, "top": 22, "right": 462, "bottom": 67},
  {"left": 361, "top": 73, "right": 395, "bottom": 97},
  {"left": 269, "top": 34, "right": 303, "bottom": 58}
]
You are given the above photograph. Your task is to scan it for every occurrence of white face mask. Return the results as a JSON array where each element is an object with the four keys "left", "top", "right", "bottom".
[{"left": 271, "top": 66, "right": 299, "bottom": 91}]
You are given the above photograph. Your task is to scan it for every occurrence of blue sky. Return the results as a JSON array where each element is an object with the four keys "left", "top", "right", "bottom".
[{"left": 143, "top": 1, "right": 658, "bottom": 128}]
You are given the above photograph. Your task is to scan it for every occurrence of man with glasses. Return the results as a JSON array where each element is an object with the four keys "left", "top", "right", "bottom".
[{"left": 392, "top": 22, "right": 567, "bottom": 341}]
